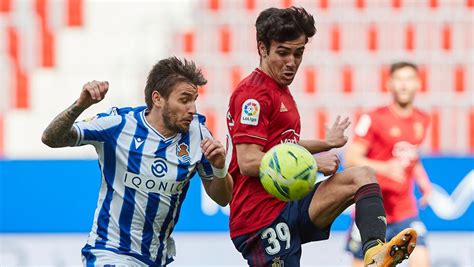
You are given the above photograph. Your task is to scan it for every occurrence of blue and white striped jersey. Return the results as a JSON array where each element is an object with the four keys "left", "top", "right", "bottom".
[{"left": 73, "top": 106, "right": 214, "bottom": 266}]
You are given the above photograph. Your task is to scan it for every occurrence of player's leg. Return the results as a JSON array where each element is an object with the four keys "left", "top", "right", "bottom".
[
  {"left": 231, "top": 210, "right": 304, "bottom": 267},
  {"left": 365, "top": 217, "right": 419, "bottom": 266},
  {"left": 308, "top": 166, "right": 416, "bottom": 266},
  {"left": 308, "top": 166, "right": 386, "bottom": 247},
  {"left": 346, "top": 221, "right": 365, "bottom": 267},
  {"left": 231, "top": 182, "right": 332, "bottom": 267}
]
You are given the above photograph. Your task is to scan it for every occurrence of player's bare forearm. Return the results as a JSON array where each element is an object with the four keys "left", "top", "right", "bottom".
[
  {"left": 298, "top": 139, "right": 333, "bottom": 154},
  {"left": 345, "top": 141, "right": 406, "bottom": 182},
  {"left": 345, "top": 141, "right": 383, "bottom": 170},
  {"left": 414, "top": 162, "right": 432, "bottom": 190},
  {"left": 41, "top": 102, "right": 85, "bottom": 148},
  {"left": 42, "top": 80, "right": 108, "bottom": 148},
  {"left": 345, "top": 148, "right": 387, "bottom": 173},
  {"left": 236, "top": 143, "right": 265, "bottom": 177},
  {"left": 202, "top": 174, "right": 233, "bottom": 206}
]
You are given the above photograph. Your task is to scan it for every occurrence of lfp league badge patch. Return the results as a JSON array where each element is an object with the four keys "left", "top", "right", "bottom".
[{"left": 240, "top": 99, "right": 260, "bottom": 126}]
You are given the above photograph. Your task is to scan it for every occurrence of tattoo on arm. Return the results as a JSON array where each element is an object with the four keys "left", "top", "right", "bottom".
[{"left": 42, "top": 102, "right": 86, "bottom": 148}]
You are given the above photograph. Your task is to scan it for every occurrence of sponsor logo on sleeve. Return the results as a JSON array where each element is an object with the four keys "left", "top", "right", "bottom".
[{"left": 241, "top": 99, "right": 260, "bottom": 126}]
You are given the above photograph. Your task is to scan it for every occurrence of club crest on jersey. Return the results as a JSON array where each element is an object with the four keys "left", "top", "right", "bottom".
[
  {"left": 177, "top": 143, "right": 191, "bottom": 163},
  {"left": 241, "top": 99, "right": 260, "bottom": 126}
]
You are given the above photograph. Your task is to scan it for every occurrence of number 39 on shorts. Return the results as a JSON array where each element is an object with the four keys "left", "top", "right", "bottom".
[{"left": 261, "top": 222, "right": 291, "bottom": 255}]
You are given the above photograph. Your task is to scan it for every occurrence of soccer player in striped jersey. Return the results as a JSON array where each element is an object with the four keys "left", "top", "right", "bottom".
[{"left": 42, "top": 57, "right": 233, "bottom": 266}]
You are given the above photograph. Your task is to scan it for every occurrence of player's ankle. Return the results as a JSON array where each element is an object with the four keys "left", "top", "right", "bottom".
[{"left": 362, "top": 239, "right": 382, "bottom": 255}]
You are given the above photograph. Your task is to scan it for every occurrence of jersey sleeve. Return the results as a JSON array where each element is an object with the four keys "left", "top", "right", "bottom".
[
  {"left": 196, "top": 119, "right": 215, "bottom": 180},
  {"left": 72, "top": 109, "right": 123, "bottom": 146},
  {"left": 229, "top": 87, "right": 273, "bottom": 147},
  {"left": 353, "top": 113, "right": 376, "bottom": 145}
]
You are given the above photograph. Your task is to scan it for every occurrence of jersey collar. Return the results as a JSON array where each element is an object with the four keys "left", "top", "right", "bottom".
[{"left": 141, "top": 109, "right": 180, "bottom": 142}]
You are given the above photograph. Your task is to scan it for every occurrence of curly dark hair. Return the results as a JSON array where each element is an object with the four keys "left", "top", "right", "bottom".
[
  {"left": 144, "top": 57, "right": 207, "bottom": 109},
  {"left": 390, "top": 61, "right": 418, "bottom": 75},
  {"left": 255, "top": 7, "right": 316, "bottom": 55}
]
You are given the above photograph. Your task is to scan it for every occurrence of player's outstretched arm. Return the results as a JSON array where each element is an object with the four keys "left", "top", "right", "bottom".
[
  {"left": 41, "top": 81, "right": 108, "bottom": 148},
  {"left": 299, "top": 115, "right": 351, "bottom": 154},
  {"left": 200, "top": 138, "right": 233, "bottom": 206},
  {"left": 413, "top": 162, "right": 433, "bottom": 207}
]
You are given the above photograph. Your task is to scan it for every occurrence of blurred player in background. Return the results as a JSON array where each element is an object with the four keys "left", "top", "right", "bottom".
[
  {"left": 42, "top": 57, "right": 233, "bottom": 266},
  {"left": 226, "top": 7, "right": 416, "bottom": 267},
  {"left": 345, "top": 61, "right": 431, "bottom": 267}
]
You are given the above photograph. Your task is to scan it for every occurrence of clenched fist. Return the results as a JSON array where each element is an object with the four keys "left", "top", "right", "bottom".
[
  {"left": 76, "top": 80, "right": 109, "bottom": 109},
  {"left": 315, "top": 153, "right": 340, "bottom": 176},
  {"left": 201, "top": 138, "right": 226, "bottom": 169}
]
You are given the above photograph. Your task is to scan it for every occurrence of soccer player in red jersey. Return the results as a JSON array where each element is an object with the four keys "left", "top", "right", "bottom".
[
  {"left": 226, "top": 7, "right": 417, "bottom": 267},
  {"left": 345, "top": 62, "right": 432, "bottom": 267}
]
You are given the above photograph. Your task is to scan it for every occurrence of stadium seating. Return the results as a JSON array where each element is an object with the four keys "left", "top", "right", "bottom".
[{"left": 0, "top": 0, "right": 472, "bottom": 157}]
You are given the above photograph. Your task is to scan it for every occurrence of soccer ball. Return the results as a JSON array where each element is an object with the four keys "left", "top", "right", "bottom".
[{"left": 259, "top": 143, "right": 318, "bottom": 201}]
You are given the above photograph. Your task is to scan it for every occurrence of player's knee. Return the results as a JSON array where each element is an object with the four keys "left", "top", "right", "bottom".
[{"left": 351, "top": 166, "right": 377, "bottom": 187}]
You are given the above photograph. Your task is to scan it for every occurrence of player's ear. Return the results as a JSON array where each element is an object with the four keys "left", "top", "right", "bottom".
[
  {"left": 258, "top": 42, "right": 267, "bottom": 57},
  {"left": 152, "top": 91, "right": 165, "bottom": 108}
]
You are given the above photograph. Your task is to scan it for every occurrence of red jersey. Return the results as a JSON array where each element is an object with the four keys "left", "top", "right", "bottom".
[
  {"left": 226, "top": 68, "right": 301, "bottom": 238},
  {"left": 353, "top": 105, "right": 429, "bottom": 223}
]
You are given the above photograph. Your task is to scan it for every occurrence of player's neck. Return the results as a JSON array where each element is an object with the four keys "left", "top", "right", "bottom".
[
  {"left": 259, "top": 64, "right": 283, "bottom": 87},
  {"left": 390, "top": 102, "right": 414, "bottom": 117},
  {"left": 145, "top": 109, "right": 177, "bottom": 138}
]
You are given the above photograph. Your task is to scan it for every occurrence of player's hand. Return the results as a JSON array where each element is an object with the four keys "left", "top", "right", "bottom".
[
  {"left": 315, "top": 153, "right": 339, "bottom": 176},
  {"left": 76, "top": 80, "right": 109, "bottom": 109},
  {"left": 325, "top": 115, "right": 351, "bottom": 149},
  {"left": 383, "top": 159, "right": 406, "bottom": 183},
  {"left": 201, "top": 138, "right": 225, "bottom": 169}
]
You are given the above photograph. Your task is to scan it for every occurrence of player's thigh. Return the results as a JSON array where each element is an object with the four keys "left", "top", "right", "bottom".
[
  {"left": 308, "top": 167, "right": 374, "bottom": 229},
  {"left": 232, "top": 221, "right": 303, "bottom": 267}
]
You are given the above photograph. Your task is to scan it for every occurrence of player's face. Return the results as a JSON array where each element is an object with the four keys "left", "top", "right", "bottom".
[
  {"left": 162, "top": 81, "right": 198, "bottom": 134},
  {"left": 388, "top": 67, "right": 420, "bottom": 107},
  {"left": 259, "top": 34, "right": 306, "bottom": 87}
]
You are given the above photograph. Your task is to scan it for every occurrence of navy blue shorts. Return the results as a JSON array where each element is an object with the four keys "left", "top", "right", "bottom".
[
  {"left": 346, "top": 216, "right": 428, "bottom": 259},
  {"left": 232, "top": 182, "right": 331, "bottom": 267}
]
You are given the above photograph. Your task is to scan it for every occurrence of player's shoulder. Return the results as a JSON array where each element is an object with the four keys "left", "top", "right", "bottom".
[
  {"left": 412, "top": 107, "right": 430, "bottom": 126},
  {"left": 233, "top": 70, "right": 272, "bottom": 96},
  {"left": 413, "top": 107, "right": 429, "bottom": 120},
  {"left": 363, "top": 106, "right": 389, "bottom": 120},
  {"left": 373, "top": 106, "right": 390, "bottom": 115},
  {"left": 96, "top": 106, "right": 146, "bottom": 118}
]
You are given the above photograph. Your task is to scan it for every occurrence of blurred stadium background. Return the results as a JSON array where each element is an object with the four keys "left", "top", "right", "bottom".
[{"left": 0, "top": 0, "right": 472, "bottom": 266}]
